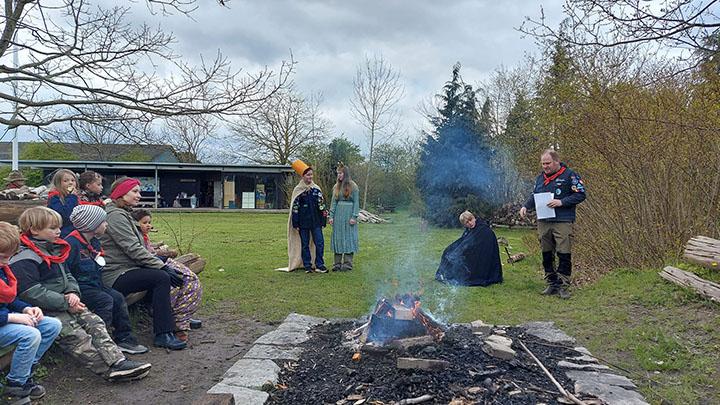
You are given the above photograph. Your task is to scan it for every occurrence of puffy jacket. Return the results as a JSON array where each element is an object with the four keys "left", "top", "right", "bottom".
[
  {"left": 100, "top": 202, "right": 164, "bottom": 288},
  {"left": 523, "top": 163, "right": 587, "bottom": 222},
  {"left": 10, "top": 242, "right": 80, "bottom": 312},
  {"left": 0, "top": 266, "right": 30, "bottom": 327},
  {"left": 65, "top": 234, "right": 104, "bottom": 289},
  {"left": 47, "top": 191, "right": 79, "bottom": 237}
]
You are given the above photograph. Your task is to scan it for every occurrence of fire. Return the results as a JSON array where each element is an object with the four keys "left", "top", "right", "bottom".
[{"left": 364, "top": 294, "right": 445, "bottom": 344}]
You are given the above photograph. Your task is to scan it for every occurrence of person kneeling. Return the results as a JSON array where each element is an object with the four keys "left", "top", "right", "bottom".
[
  {"left": 435, "top": 211, "right": 503, "bottom": 287},
  {"left": 10, "top": 207, "right": 151, "bottom": 382},
  {"left": 0, "top": 222, "right": 61, "bottom": 402}
]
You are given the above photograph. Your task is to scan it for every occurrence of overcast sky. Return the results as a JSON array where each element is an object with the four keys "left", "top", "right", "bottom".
[{"left": 16, "top": 0, "right": 566, "bottom": 154}]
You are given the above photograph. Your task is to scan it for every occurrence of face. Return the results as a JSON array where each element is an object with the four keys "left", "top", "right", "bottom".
[
  {"left": 137, "top": 216, "right": 152, "bottom": 234},
  {"left": 61, "top": 174, "right": 77, "bottom": 193},
  {"left": 94, "top": 221, "right": 108, "bottom": 236},
  {"left": 302, "top": 170, "right": 313, "bottom": 185},
  {"left": 337, "top": 170, "right": 344, "bottom": 182},
  {"left": 86, "top": 178, "right": 103, "bottom": 194},
  {"left": 465, "top": 217, "right": 476, "bottom": 229},
  {"left": 541, "top": 154, "right": 560, "bottom": 175},
  {"left": 121, "top": 185, "right": 142, "bottom": 206},
  {"left": 32, "top": 226, "right": 61, "bottom": 242}
]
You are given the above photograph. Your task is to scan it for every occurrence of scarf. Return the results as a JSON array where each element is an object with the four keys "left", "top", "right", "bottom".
[
  {"left": 68, "top": 230, "right": 104, "bottom": 258},
  {"left": 19, "top": 234, "right": 71, "bottom": 267},
  {"left": 543, "top": 165, "right": 566, "bottom": 186},
  {"left": 79, "top": 190, "right": 106, "bottom": 207},
  {"left": 0, "top": 265, "right": 18, "bottom": 304}
]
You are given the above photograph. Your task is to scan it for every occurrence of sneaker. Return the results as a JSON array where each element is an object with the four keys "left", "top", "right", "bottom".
[
  {"left": 315, "top": 266, "right": 328, "bottom": 274},
  {"left": 118, "top": 340, "right": 149, "bottom": 355},
  {"left": 107, "top": 359, "right": 152, "bottom": 381},
  {"left": 304, "top": 267, "right": 314, "bottom": 273},
  {"left": 154, "top": 332, "right": 187, "bottom": 350},
  {"left": 2, "top": 382, "right": 31, "bottom": 400}
]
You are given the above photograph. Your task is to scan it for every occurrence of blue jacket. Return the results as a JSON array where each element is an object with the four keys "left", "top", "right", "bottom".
[
  {"left": 292, "top": 188, "right": 327, "bottom": 229},
  {"left": 47, "top": 193, "right": 79, "bottom": 237},
  {"left": 0, "top": 267, "right": 30, "bottom": 327},
  {"left": 523, "top": 163, "right": 586, "bottom": 222},
  {"left": 65, "top": 234, "right": 104, "bottom": 289}
]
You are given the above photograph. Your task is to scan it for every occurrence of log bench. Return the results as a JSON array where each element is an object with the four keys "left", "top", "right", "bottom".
[
  {"left": 124, "top": 252, "right": 206, "bottom": 306},
  {"left": 659, "top": 235, "right": 720, "bottom": 303}
]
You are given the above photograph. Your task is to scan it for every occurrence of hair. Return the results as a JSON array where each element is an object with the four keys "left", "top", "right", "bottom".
[
  {"left": 18, "top": 206, "right": 62, "bottom": 235},
  {"left": 50, "top": 169, "right": 77, "bottom": 200},
  {"left": 131, "top": 208, "right": 152, "bottom": 222},
  {"left": 0, "top": 221, "right": 20, "bottom": 255},
  {"left": 332, "top": 165, "right": 357, "bottom": 199},
  {"left": 459, "top": 210, "right": 475, "bottom": 226},
  {"left": 541, "top": 149, "right": 560, "bottom": 162},
  {"left": 79, "top": 171, "right": 102, "bottom": 190}
]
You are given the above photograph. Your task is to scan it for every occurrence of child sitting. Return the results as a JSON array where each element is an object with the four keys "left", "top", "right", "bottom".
[
  {"left": 435, "top": 210, "right": 503, "bottom": 287},
  {"left": 0, "top": 222, "right": 61, "bottom": 402},
  {"left": 47, "top": 169, "right": 79, "bottom": 237},
  {"left": 10, "top": 207, "right": 151, "bottom": 382},
  {"left": 77, "top": 171, "right": 110, "bottom": 207},
  {"left": 132, "top": 209, "right": 202, "bottom": 341},
  {"left": 65, "top": 205, "right": 147, "bottom": 354}
]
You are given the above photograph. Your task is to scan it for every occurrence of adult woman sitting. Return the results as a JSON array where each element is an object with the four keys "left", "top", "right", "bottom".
[{"left": 100, "top": 177, "right": 186, "bottom": 350}]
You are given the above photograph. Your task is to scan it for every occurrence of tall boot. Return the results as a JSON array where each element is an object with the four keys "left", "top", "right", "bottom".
[
  {"left": 541, "top": 251, "right": 558, "bottom": 295},
  {"left": 341, "top": 253, "right": 354, "bottom": 271},
  {"left": 332, "top": 254, "right": 342, "bottom": 272},
  {"left": 557, "top": 253, "right": 572, "bottom": 299}
]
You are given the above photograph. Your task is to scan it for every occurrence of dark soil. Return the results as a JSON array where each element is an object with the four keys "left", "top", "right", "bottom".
[
  {"left": 269, "top": 321, "right": 585, "bottom": 405},
  {"left": 36, "top": 305, "right": 274, "bottom": 404}
]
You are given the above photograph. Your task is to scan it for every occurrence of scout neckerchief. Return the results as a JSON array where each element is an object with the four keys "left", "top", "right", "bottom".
[
  {"left": 19, "top": 234, "right": 71, "bottom": 267},
  {"left": 543, "top": 166, "right": 566, "bottom": 186},
  {"left": 68, "top": 230, "right": 105, "bottom": 258},
  {"left": 0, "top": 265, "right": 18, "bottom": 304}
]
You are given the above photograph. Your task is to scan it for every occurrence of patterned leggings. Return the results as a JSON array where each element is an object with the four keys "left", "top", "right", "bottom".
[{"left": 164, "top": 258, "right": 203, "bottom": 331}]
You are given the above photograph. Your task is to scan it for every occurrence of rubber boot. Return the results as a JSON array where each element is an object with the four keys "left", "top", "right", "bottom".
[
  {"left": 341, "top": 253, "right": 354, "bottom": 271},
  {"left": 541, "top": 251, "right": 558, "bottom": 295},
  {"left": 557, "top": 253, "right": 572, "bottom": 299},
  {"left": 332, "top": 254, "right": 342, "bottom": 272}
]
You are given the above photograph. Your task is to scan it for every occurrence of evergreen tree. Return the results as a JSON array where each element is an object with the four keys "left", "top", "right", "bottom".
[{"left": 417, "top": 64, "right": 502, "bottom": 227}]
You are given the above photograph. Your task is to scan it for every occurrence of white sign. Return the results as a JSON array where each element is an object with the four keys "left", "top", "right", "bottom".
[{"left": 533, "top": 192, "right": 556, "bottom": 220}]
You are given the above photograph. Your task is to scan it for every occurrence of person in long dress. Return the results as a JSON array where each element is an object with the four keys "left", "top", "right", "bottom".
[{"left": 328, "top": 163, "right": 360, "bottom": 271}]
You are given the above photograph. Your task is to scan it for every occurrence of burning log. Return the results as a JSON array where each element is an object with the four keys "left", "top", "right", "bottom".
[{"left": 365, "top": 295, "right": 445, "bottom": 345}]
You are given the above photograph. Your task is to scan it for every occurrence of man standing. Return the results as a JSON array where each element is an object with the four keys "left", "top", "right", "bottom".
[
  {"left": 520, "top": 149, "right": 586, "bottom": 298},
  {"left": 288, "top": 160, "right": 328, "bottom": 273}
]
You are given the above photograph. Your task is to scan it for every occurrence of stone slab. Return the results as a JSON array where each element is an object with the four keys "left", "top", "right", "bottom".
[
  {"left": 520, "top": 321, "right": 576, "bottom": 344},
  {"left": 558, "top": 360, "right": 610, "bottom": 370},
  {"left": 207, "top": 383, "right": 268, "bottom": 405},
  {"left": 254, "top": 328, "right": 309, "bottom": 346},
  {"left": 482, "top": 335, "right": 516, "bottom": 360},
  {"left": 574, "top": 380, "right": 649, "bottom": 405},
  {"left": 574, "top": 346, "right": 593, "bottom": 356},
  {"left": 222, "top": 359, "right": 280, "bottom": 389},
  {"left": 283, "top": 313, "right": 325, "bottom": 327},
  {"left": 243, "top": 344, "right": 302, "bottom": 361},
  {"left": 470, "top": 320, "right": 493, "bottom": 335},
  {"left": 569, "top": 354, "right": 599, "bottom": 363},
  {"left": 565, "top": 370, "right": 637, "bottom": 389}
]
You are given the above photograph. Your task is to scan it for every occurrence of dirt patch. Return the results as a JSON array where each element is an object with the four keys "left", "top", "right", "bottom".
[{"left": 37, "top": 305, "right": 274, "bottom": 404}]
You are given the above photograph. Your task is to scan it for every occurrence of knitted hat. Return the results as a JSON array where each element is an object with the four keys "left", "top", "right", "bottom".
[
  {"left": 70, "top": 205, "right": 107, "bottom": 232},
  {"left": 291, "top": 160, "right": 311, "bottom": 176}
]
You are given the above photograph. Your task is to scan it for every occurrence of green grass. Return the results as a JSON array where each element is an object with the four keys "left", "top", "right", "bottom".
[{"left": 153, "top": 211, "right": 720, "bottom": 404}]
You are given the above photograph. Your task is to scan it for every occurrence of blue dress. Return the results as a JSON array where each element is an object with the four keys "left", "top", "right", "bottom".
[{"left": 329, "top": 185, "right": 360, "bottom": 254}]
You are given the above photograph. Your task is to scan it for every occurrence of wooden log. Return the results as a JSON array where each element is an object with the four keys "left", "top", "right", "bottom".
[
  {"left": 659, "top": 266, "right": 720, "bottom": 303},
  {"left": 683, "top": 236, "right": 720, "bottom": 270},
  {"left": 0, "top": 200, "right": 45, "bottom": 224},
  {"left": 176, "top": 253, "right": 206, "bottom": 274}
]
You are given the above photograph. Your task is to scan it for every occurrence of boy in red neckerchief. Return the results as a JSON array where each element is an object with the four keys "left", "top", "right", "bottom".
[
  {"left": 0, "top": 222, "right": 61, "bottom": 403},
  {"left": 65, "top": 205, "right": 147, "bottom": 354},
  {"left": 9, "top": 207, "right": 151, "bottom": 382}
]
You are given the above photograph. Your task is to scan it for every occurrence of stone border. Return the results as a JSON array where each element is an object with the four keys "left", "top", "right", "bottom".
[{"left": 206, "top": 316, "right": 648, "bottom": 405}]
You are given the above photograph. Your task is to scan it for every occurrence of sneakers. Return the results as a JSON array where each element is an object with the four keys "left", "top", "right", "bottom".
[
  {"left": 315, "top": 266, "right": 328, "bottom": 274},
  {"left": 117, "top": 340, "right": 149, "bottom": 355},
  {"left": 154, "top": 332, "right": 187, "bottom": 350},
  {"left": 3, "top": 380, "right": 45, "bottom": 401},
  {"left": 107, "top": 359, "right": 152, "bottom": 381}
]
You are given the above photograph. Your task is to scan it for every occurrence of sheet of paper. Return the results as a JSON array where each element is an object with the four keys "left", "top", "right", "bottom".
[{"left": 533, "top": 192, "right": 556, "bottom": 220}]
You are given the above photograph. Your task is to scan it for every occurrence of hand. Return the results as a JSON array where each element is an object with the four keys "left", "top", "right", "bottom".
[
  {"left": 162, "top": 266, "right": 185, "bottom": 288},
  {"left": 328, "top": 218, "right": 334, "bottom": 225},
  {"left": 23, "top": 307, "right": 44, "bottom": 321},
  {"left": 547, "top": 199, "right": 563, "bottom": 208},
  {"left": 519, "top": 206, "right": 527, "bottom": 219},
  {"left": 68, "top": 302, "right": 86, "bottom": 314},
  {"left": 349, "top": 218, "right": 357, "bottom": 225},
  {"left": 8, "top": 313, "right": 37, "bottom": 326},
  {"left": 65, "top": 293, "right": 81, "bottom": 307}
]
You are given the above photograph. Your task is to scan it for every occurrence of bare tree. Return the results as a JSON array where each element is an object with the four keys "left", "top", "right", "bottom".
[
  {"left": 478, "top": 60, "right": 539, "bottom": 137},
  {"left": 162, "top": 115, "right": 218, "bottom": 162},
  {"left": 520, "top": 1, "right": 720, "bottom": 62},
  {"left": 350, "top": 54, "right": 404, "bottom": 209},
  {"left": 226, "top": 86, "right": 329, "bottom": 164},
  {"left": 0, "top": 0, "right": 292, "bottom": 136}
]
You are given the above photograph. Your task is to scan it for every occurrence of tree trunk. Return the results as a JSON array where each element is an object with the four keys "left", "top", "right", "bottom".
[
  {"left": 362, "top": 126, "right": 375, "bottom": 210},
  {"left": 683, "top": 236, "right": 720, "bottom": 270},
  {"left": 659, "top": 266, "right": 720, "bottom": 303}
]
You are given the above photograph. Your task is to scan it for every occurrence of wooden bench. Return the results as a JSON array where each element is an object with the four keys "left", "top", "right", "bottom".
[
  {"left": 124, "top": 253, "right": 206, "bottom": 306},
  {"left": 659, "top": 235, "right": 720, "bottom": 302}
]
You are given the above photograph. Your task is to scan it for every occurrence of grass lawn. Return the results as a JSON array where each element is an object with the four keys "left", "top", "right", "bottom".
[{"left": 154, "top": 211, "right": 719, "bottom": 404}]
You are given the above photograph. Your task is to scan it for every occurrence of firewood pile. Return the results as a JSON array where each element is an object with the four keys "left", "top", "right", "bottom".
[
  {"left": 0, "top": 185, "right": 47, "bottom": 200},
  {"left": 491, "top": 203, "right": 536, "bottom": 227},
  {"left": 358, "top": 209, "right": 388, "bottom": 224}
]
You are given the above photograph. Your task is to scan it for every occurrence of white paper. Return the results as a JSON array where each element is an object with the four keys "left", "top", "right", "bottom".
[{"left": 533, "top": 192, "right": 556, "bottom": 220}]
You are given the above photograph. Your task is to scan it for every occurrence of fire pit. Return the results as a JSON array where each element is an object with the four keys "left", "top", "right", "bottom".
[{"left": 358, "top": 295, "right": 445, "bottom": 346}]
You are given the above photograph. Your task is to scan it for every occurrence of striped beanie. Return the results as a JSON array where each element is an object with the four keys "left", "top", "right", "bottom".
[{"left": 70, "top": 205, "right": 107, "bottom": 232}]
